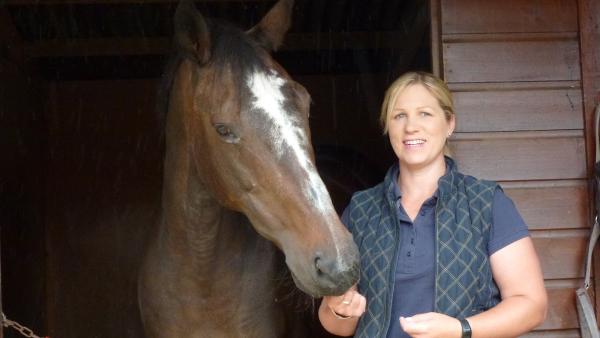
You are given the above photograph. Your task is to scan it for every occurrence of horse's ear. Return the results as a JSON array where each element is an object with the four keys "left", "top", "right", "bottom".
[
  {"left": 174, "top": 0, "right": 211, "bottom": 64},
  {"left": 247, "top": 0, "right": 294, "bottom": 52}
]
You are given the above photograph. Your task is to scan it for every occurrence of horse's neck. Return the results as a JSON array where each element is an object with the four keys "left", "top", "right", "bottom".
[
  {"left": 160, "top": 144, "right": 275, "bottom": 269},
  {"left": 160, "top": 141, "right": 227, "bottom": 268},
  {"left": 167, "top": 177, "right": 220, "bottom": 255},
  {"left": 154, "top": 146, "right": 311, "bottom": 321}
]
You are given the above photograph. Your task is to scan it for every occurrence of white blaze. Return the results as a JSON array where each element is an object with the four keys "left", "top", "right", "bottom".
[
  {"left": 246, "top": 69, "right": 335, "bottom": 216},
  {"left": 246, "top": 69, "right": 348, "bottom": 270}
]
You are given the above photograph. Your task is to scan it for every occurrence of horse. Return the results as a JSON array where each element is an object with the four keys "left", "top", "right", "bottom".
[{"left": 138, "top": 0, "right": 360, "bottom": 337}]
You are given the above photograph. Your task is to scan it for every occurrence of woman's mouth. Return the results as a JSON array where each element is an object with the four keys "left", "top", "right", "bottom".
[{"left": 403, "top": 139, "right": 426, "bottom": 147}]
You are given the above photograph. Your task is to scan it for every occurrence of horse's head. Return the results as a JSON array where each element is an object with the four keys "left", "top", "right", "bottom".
[{"left": 167, "top": 0, "right": 359, "bottom": 297}]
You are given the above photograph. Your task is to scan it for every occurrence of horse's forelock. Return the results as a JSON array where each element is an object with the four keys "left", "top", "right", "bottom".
[{"left": 157, "top": 20, "right": 271, "bottom": 132}]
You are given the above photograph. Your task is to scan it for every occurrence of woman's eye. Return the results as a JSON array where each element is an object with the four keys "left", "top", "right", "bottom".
[
  {"left": 393, "top": 113, "right": 406, "bottom": 119},
  {"left": 420, "top": 111, "right": 431, "bottom": 117}
]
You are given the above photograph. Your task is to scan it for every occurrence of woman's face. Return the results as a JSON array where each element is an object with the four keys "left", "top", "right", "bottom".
[{"left": 387, "top": 84, "right": 455, "bottom": 170}]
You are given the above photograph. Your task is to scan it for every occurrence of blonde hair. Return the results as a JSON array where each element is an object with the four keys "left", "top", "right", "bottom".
[{"left": 379, "top": 71, "right": 454, "bottom": 134}]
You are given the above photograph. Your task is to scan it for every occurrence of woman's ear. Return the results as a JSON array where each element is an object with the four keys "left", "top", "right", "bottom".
[{"left": 447, "top": 113, "right": 456, "bottom": 136}]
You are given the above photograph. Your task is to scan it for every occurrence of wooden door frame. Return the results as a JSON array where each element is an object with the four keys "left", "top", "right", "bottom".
[
  {"left": 429, "top": 0, "right": 442, "bottom": 78},
  {"left": 578, "top": 0, "right": 600, "bottom": 319},
  {"left": 1, "top": 229, "right": 3, "bottom": 338}
]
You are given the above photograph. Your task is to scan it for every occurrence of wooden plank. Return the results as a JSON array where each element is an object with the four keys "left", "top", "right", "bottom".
[
  {"left": 24, "top": 38, "right": 170, "bottom": 58},
  {"left": 535, "top": 284, "right": 579, "bottom": 330},
  {"left": 0, "top": 60, "right": 47, "bottom": 338},
  {"left": 22, "top": 31, "right": 407, "bottom": 58},
  {"left": 443, "top": 39, "right": 580, "bottom": 83},
  {"left": 441, "top": 0, "right": 578, "bottom": 34},
  {"left": 443, "top": 32, "right": 578, "bottom": 43},
  {"left": 524, "top": 330, "right": 582, "bottom": 338},
  {"left": 580, "top": 0, "right": 600, "bottom": 177},
  {"left": 453, "top": 88, "right": 583, "bottom": 132},
  {"left": 500, "top": 180, "right": 589, "bottom": 230},
  {"left": 449, "top": 81, "right": 580, "bottom": 92},
  {"left": 532, "top": 230, "right": 587, "bottom": 280},
  {"left": 0, "top": 229, "right": 2, "bottom": 338},
  {"left": 46, "top": 80, "right": 163, "bottom": 338},
  {"left": 450, "top": 131, "right": 586, "bottom": 181},
  {"left": 430, "top": 0, "right": 443, "bottom": 77},
  {"left": 5, "top": 0, "right": 270, "bottom": 3}
]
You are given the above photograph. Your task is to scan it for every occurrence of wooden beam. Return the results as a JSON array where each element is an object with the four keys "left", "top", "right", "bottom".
[
  {"left": 429, "top": 0, "right": 442, "bottom": 78},
  {"left": 22, "top": 31, "right": 406, "bottom": 58},
  {"left": 442, "top": 31, "right": 578, "bottom": 43},
  {"left": 24, "top": 38, "right": 171, "bottom": 58},
  {"left": 0, "top": 228, "right": 2, "bottom": 338},
  {"left": 4, "top": 0, "right": 273, "bottom": 4}
]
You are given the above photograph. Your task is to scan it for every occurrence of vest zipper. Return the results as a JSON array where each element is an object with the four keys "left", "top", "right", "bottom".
[
  {"left": 433, "top": 196, "right": 441, "bottom": 312},
  {"left": 382, "top": 197, "right": 401, "bottom": 338}
]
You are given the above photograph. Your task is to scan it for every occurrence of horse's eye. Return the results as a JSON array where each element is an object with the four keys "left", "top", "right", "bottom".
[{"left": 214, "top": 123, "right": 239, "bottom": 143}]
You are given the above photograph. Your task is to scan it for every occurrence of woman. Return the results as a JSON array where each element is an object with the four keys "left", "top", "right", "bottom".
[{"left": 318, "top": 72, "right": 547, "bottom": 338}]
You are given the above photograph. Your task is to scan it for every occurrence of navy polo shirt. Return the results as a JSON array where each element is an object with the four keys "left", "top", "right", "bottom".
[{"left": 341, "top": 169, "right": 530, "bottom": 338}]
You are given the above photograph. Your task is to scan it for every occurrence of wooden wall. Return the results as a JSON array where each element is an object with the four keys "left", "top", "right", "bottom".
[
  {"left": 433, "top": 0, "right": 590, "bottom": 336},
  {"left": 39, "top": 74, "right": 391, "bottom": 338},
  {"left": 43, "top": 80, "right": 163, "bottom": 338},
  {"left": 12, "top": 2, "right": 428, "bottom": 336},
  {"left": 0, "top": 47, "right": 47, "bottom": 338}
]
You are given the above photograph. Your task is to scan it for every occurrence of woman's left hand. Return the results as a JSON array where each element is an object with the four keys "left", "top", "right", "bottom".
[{"left": 399, "top": 312, "right": 462, "bottom": 338}]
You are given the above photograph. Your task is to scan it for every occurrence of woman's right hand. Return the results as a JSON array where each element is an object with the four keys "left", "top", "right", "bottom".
[{"left": 322, "top": 285, "right": 367, "bottom": 319}]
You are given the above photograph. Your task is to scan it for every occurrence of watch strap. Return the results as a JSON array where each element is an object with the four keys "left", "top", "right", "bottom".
[{"left": 460, "top": 318, "right": 472, "bottom": 338}]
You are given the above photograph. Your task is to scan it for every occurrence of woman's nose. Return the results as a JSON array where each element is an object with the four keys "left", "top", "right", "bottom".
[{"left": 404, "top": 116, "right": 419, "bottom": 132}]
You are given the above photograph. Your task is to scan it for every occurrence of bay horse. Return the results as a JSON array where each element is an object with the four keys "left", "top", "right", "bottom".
[{"left": 138, "top": 0, "right": 359, "bottom": 337}]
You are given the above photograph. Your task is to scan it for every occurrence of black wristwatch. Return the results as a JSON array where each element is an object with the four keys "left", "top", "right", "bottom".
[{"left": 459, "top": 318, "right": 472, "bottom": 338}]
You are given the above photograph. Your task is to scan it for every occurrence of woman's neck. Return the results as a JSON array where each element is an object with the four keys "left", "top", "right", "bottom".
[{"left": 398, "top": 157, "right": 446, "bottom": 199}]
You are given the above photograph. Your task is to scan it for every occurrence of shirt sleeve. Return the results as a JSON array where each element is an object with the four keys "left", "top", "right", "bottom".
[{"left": 488, "top": 186, "right": 530, "bottom": 255}]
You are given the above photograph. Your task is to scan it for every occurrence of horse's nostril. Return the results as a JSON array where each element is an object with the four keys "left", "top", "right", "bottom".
[
  {"left": 314, "top": 252, "right": 341, "bottom": 279},
  {"left": 312, "top": 248, "right": 359, "bottom": 294},
  {"left": 314, "top": 254, "right": 323, "bottom": 275}
]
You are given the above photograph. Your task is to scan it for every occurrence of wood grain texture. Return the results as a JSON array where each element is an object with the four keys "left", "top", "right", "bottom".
[
  {"left": 450, "top": 132, "right": 586, "bottom": 181},
  {"left": 453, "top": 88, "right": 583, "bottom": 132},
  {"left": 579, "top": 0, "right": 600, "bottom": 176},
  {"left": 523, "top": 330, "right": 582, "bottom": 338},
  {"left": 23, "top": 31, "right": 409, "bottom": 57},
  {"left": 501, "top": 180, "right": 589, "bottom": 230},
  {"left": 0, "top": 60, "right": 48, "bottom": 338},
  {"left": 532, "top": 230, "right": 587, "bottom": 280},
  {"left": 46, "top": 80, "right": 163, "bottom": 338},
  {"left": 536, "top": 285, "right": 579, "bottom": 330},
  {"left": 439, "top": 0, "right": 591, "bottom": 335},
  {"left": 430, "top": 0, "right": 443, "bottom": 77},
  {"left": 444, "top": 39, "right": 580, "bottom": 83},
  {"left": 441, "top": 0, "right": 577, "bottom": 34},
  {"left": 579, "top": 0, "right": 600, "bottom": 322}
]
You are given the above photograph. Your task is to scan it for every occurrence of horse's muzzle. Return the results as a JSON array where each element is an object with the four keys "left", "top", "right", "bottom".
[{"left": 311, "top": 245, "right": 360, "bottom": 296}]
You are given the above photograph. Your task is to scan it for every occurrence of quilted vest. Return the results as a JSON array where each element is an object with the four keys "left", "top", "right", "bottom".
[{"left": 345, "top": 157, "right": 501, "bottom": 338}]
